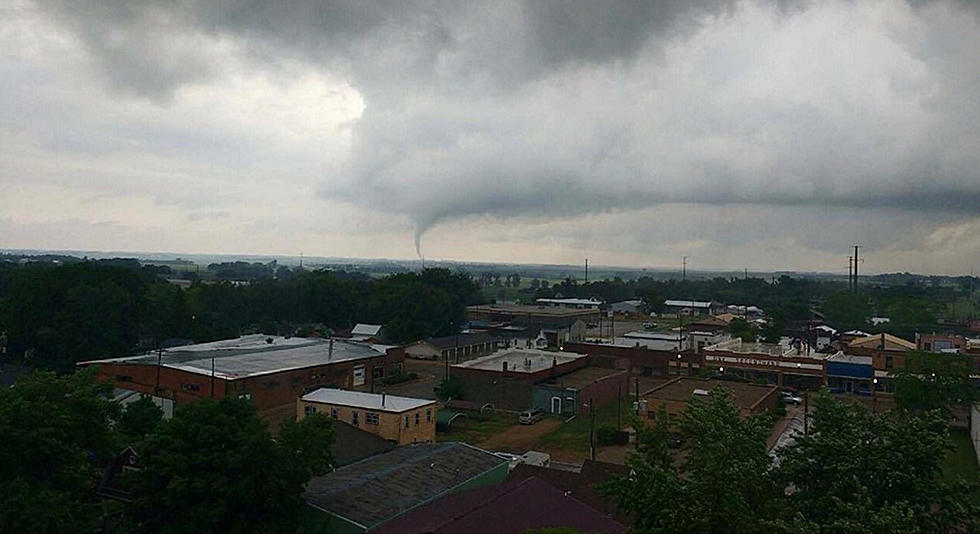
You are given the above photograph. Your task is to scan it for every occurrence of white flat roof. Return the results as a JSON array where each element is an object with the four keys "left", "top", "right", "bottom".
[
  {"left": 80, "top": 335, "right": 383, "bottom": 380},
  {"left": 623, "top": 331, "right": 684, "bottom": 341},
  {"left": 452, "top": 348, "right": 585, "bottom": 373},
  {"left": 301, "top": 388, "right": 434, "bottom": 413},
  {"left": 536, "top": 298, "right": 602, "bottom": 306},
  {"left": 664, "top": 300, "right": 712, "bottom": 308}
]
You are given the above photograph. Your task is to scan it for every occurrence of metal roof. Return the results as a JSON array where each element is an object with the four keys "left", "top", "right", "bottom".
[
  {"left": 302, "top": 388, "right": 434, "bottom": 413},
  {"left": 664, "top": 299, "right": 712, "bottom": 308},
  {"left": 79, "top": 335, "right": 384, "bottom": 380},
  {"left": 351, "top": 324, "right": 383, "bottom": 336},
  {"left": 303, "top": 442, "right": 506, "bottom": 530}
]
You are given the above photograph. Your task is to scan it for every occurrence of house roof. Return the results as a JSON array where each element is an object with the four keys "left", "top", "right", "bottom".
[
  {"left": 303, "top": 442, "right": 506, "bottom": 530},
  {"left": 508, "top": 460, "right": 630, "bottom": 524},
  {"left": 452, "top": 348, "right": 586, "bottom": 373},
  {"left": 664, "top": 299, "right": 712, "bottom": 308},
  {"left": 424, "top": 332, "right": 496, "bottom": 350},
  {"left": 369, "top": 476, "right": 626, "bottom": 534},
  {"left": 79, "top": 335, "right": 384, "bottom": 380},
  {"left": 848, "top": 332, "right": 915, "bottom": 351},
  {"left": 536, "top": 298, "right": 603, "bottom": 307},
  {"left": 351, "top": 324, "right": 383, "bottom": 337},
  {"left": 643, "top": 377, "right": 777, "bottom": 411},
  {"left": 301, "top": 388, "right": 435, "bottom": 413}
]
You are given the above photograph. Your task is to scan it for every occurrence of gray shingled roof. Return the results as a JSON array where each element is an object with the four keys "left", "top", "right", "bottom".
[{"left": 303, "top": 442, "right": 506, "bottom": 529}]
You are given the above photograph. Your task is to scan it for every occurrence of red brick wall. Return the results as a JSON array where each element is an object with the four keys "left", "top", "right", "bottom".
[
  {"left": 86, "top": 355, "right": 387, "bottom": 417},
  {"left": 578, "top": 370, "right": 629, "bottom": 409}
]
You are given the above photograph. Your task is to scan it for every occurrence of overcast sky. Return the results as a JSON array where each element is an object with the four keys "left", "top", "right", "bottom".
[{"left": 2, "top": 1, "right": 979, "bottom": 274}]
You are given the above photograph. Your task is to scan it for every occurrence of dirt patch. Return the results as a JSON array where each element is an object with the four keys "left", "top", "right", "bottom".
[{"left": 477, "top": 418, "right": 562, "bottom": 453}]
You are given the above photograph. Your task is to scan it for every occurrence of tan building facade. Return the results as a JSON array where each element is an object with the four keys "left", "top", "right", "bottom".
[{"left": 298, "top": 388, "right": 436, "bottom": 445}]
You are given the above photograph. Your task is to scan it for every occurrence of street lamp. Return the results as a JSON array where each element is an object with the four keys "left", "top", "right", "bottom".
[{"left": 872, "top": 377, "right": 879, "bottom": 413}]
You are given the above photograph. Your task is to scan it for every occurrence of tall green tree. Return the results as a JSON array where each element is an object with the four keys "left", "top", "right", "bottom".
[
  {"left": 0, "top": 368, "right": 119, "bottom": 533},
  {"left": 606, "top": 389, "right": 782, "bottom": 534},
  {"left": 775, "top": 392, "right": 979, "bottom": 533},
  {"left": 277, "top": 412, "right": 335, "bottom": 478},
  {"left": 125, "top": 398, "right": 314, "bottom": 534},
  {"left": 892, "top": 351, "right": 978, "bottom": 414}
]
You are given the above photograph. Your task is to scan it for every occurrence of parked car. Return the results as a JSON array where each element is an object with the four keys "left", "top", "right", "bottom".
[
  {"left": 781, "top": 392, "right": 803, "bottom": 405},
  {"left": 643, "top": 322, "right": 657, "bottom": 329},
  {"left": 519, "top": 409, "right": 545, "bottom": 425}
]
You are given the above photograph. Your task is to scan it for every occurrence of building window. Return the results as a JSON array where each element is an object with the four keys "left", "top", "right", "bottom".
[
  {"left": 352, "top": 411, "right": 359, "bottom": 426},
  {"left": 181, "top": 383, "right": 201, "bottom": 391},
  {"left": 426, "top": 408, "right": 432, "bottom": 422},
  {"left": 353, "top": 365, "right": 366, "bottom": 386},
  {"left": 415, "top": 412, "right": 420, "bottom": 426},
  {"left": 885, "top": 356, "right": 894, "bottom": 369},
  {"left": 373, "top": 366, "right": 384, "bottom": 379},
  {"left": 304, "top": 404, "right": 317, "bottom": 415},
  {"left": 238, "top": 393, "right": 251, "bottom": 400},
  {"left": 404, "top": 415, "right": 410, "bottom": 428},
  {"left": 330, "top": 408, "right": 338, "bottom": 419},
  {"left": 365, "top": 412, "right": 380, "bottom": 425}
]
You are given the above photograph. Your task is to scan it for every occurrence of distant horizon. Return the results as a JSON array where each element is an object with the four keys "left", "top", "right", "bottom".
[{"left": 4, "top": 247, "right": 975, "bottom": 280}]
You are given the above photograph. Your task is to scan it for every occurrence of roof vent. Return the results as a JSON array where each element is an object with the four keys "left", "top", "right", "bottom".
[{"left": 265, "top": 337, "right": 274, "bottom": 344}]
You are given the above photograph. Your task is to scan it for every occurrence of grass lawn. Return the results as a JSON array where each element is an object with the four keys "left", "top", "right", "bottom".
[
  {"left": 436, "top": 410, "right": 516, "bottom": 444},
  {"left": 943, "top": 428, "right": 980, "bottom": 504},
  {"left": 533, "top": 399, "right": 631, "bottom": 454}
]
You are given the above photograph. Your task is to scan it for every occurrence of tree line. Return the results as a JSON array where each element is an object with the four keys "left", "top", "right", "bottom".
[
  {"left": 0, "top": 261, "right": 482, "bottom": 372},
  {"left": 0, "top": 368, "right": 335, "bottom": 533}
]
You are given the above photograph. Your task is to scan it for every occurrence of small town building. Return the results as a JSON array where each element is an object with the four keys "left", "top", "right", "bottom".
[
  {"left": 404, "top": 332, "right": 497, "bottom": 361},
  {"left": 609, "top": 299, "right": 643, "bottom": 315},
  {"left": 642, "top": 377, "right": 779, "bottom": 421},
  {"left": 916, "top": 333, "right": 968, "bottom": 353},
  {"left": 302, "top": 442, "right": 509, "bottom": 534},
  {"left": 531, "top": 366, "right": 629, "bottom": 415},
  {"left": 80, "top": 335, "right": 391, "bottom": 421},
  {"left": 368, "top": 476, "right": 626, "bottom": 534},
  {"left": 535, "top": 297, "right": 603, "bottom": 310},
  {"left": 826, "top": 353, "right": 873, "bottom": 395},
  {"left": 663, "top": 299, "right": 717, "bottom": 316},
  {"left": 299, "top": 388, "right": 437, "bottom": 445},
  {"left": 449, "top": 349, "right": 589, "bottom": 411},
  {"left": 701, "top": 338, "right": 826, "bottom": 390},
  {"left": 619, "top": 331, "right": 686, "bottom": 351},
  {"left": 349, "top": 323, "right": 385, "bottom": 342},
  {"left": 466, "top": 303, "right": 600, "bottom": 334}
]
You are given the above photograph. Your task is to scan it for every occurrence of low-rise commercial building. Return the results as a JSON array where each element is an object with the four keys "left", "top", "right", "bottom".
[
  {"left": 299, "top": 388, "right": 437, "bottom": 445},
  {"left": 562, "top": 342, "right": 701, "bottom": 379},
  {"left": 302, "top": 442, "right": 509, "bottom": 534},
  {"left": 642, "top": 377, "right": 779, "bottom": 421},
  {"left": 531, "top": 366, "right": 629, "bottom": 416},
  {"left": 702, "top": 338, "right": 826, "bottom": 390},
  {"left": 535, "top": 297, "right": 603, "bottom": 310},
  {"left": 80, "top": 335, "right": 390, "bottom": 421},
  {"left": 450, "top": 349, "right": 589, "bottom": 411},
  {"left": 405, "top": 332, "right": 497, "bottom": 361},
  {"left": 826, "top": 353, "right": 873, "bottom": 395},
  {"left": 466, "top": 303, "right": 599, "bottom": 335}
]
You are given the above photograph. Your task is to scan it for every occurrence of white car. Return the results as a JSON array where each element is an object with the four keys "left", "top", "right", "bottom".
[{"left": 781, "top": 392, "right": 803, "bottom": 405}]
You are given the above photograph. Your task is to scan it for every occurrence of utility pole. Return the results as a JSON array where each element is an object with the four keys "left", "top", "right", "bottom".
[
  {"left": 682, "top": 256, "right": 688, "bottom": 281},
  {"left": 853, "top": 245, "right": 863, "bottom": 293},
  {"left": 588, "top": 398, "right": 596, "bottom": 461},
  {"left": 210, "top": 354, "right": 215, "bottom": 398},
  {"left": 635, "top": 376, "right": 641, "bottom": 415},
  {"left": 585, "top": 258, "right": 589, "bottom": 284},
  {"left": 154, "top": 346, "right": 163, "bottom": 396},
  {"left": 617, "top": 385, "right": 622, "bottom": 430},
  {"left": 847, "top": 256, "right": 854, "bottom": 293}
]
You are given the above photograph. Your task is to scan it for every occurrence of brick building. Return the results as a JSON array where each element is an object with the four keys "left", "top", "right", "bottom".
[
  {"left": 531, "top": 366, "right": 629, "bottom": 415},
  {"left": 298, "top": 388, "right": 436, "bottom": 445},
  {"left": 80, "top": 335, "right": 392, "bottom": 421},
  {"left": 642, "top": 377, "right": 779, "bottom": 421},
  {"left": 450, "top": 349, "right": 589, "bottom": 411},
  {"left": 405, "top": 332, "right": 497, "bottom": 361},
  {"left": 562, "top": 342, "right": 702, "bottom": 379}
]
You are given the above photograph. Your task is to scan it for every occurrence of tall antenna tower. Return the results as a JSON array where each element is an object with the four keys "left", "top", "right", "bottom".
[
  {"left": 682, "top": 256, "right": 688, "bottom": 281},
  {"left": 852, "top": 245, "right": 863, "bottom": 293}
]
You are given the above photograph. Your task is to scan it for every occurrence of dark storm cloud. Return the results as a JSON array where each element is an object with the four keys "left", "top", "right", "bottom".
[{"left": 28, "top": 0, "right": 980, "bottom": 260}]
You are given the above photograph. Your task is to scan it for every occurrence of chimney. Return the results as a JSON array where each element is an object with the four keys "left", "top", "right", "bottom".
[
  {"left": 381, "top": 392, "right": 386, "bottom": 407},
  {"left": 328, "top": 337, "right": 334, "bottom": 360},
  {"left": 502, "top": 361, "right": 508, "bottom": 372}
]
